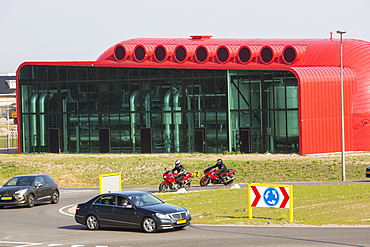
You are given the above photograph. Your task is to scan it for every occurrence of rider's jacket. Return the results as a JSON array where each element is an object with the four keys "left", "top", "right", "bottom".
[
  {"left": 211, "top": 162, "right": 227, "bottom": 172},
  {"left": 172, "top": 164, "right": 186, "bottom": 174}
]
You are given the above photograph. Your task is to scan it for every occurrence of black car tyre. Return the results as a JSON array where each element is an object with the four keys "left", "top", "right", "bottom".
[
  {"left": 200, "top": 178, "right": 209, "bottom": 187},
  {"left": 27, "top": 194, "right": 35, "bottom": 207},
  {"left": 86, "top": 215, "right": 99, "bottom": 230},
  {"left": 51, "top": 190, "right": 60, "bottom": 204},
  {"left": 159, "top": 182, "right": 169, "bottom": 193},
  {"left": 142, "top": 217, "right": 157, "bottom": 233}
]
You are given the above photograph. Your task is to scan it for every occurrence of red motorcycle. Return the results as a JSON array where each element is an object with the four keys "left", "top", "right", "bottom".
[
  {"left": 199, "top": 167, "right": 236, "bottom": 187},
  {"left": 159, "top": 170, "right": 193, "bottom": 192}
]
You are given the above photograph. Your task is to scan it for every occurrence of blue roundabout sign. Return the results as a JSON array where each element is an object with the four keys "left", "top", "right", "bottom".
[{"left": 263, "top": 187, "right": 280, "bottom": 207}]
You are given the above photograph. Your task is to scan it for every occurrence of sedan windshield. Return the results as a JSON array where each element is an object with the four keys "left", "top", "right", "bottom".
[
  {"left": 3, "top": 177, "right": 34, "bottom": 187},
  {"left": 128, "top": 193, "right": 163, "bottom": 207}
]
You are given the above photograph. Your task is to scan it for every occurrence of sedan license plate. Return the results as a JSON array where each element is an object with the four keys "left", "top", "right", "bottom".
[
  {"left": 1, "top": 197, "right": 12, "bottom": 200},
  {"left": 177, "top": 219, "right": 187, "bottom": 224}
]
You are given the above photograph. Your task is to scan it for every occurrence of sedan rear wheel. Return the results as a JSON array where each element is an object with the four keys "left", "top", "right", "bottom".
[
  {"left": 142, "top": 217, "right": 157, "bottom": 233},
  {"left": 27, "top": 194, "right": 35, "bottom": 207},
  {"left": 86, "top": 215, "right": 99, "bottom": 230},
  {"left": 51, "top": 190, "right": 59, "bottom": 204}
]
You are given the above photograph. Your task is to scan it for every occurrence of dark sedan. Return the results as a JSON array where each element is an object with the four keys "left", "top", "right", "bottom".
[
  {"left": 366, "top": 166, "right": 370, "bottom": 178},
  {"left": 0, "top": 174, "right": 59, "bottom": 208},
  {"left": 75, "top": 191, "right": 191, "bottom": 233}
]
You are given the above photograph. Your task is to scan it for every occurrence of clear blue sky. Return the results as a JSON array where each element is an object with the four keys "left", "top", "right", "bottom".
[{"left": 1, "top": 0, "right": 369, "bottom": 73}]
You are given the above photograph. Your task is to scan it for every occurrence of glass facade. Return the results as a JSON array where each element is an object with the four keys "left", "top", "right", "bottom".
[{"left": 18, "top": 65, "right": 298, "bottom": 154}]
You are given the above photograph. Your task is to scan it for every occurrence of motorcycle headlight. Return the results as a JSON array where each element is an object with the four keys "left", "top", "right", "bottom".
[
  {"left": 155, "top": 213, "right": 170, "bottom": 219},
  {"left": 15, "top": 188, "right": 28, "bottom": 195}
]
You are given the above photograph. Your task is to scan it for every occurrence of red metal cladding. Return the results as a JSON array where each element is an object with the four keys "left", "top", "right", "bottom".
[
  {"left": 174, "top": 45, "right": 197, "bottom": 63},
  {"left": 114, "top": 44, "right": 135, "bottom": 61},
  {"left": 282, "top": 45, "right": 307, "bottom": 64},
  {"left": 216, "top": 45, "right": 238, "bottom": 64},
  {"left": 154, "top": 45, "right": 176, "bottom": 63},
  {"left": 235, "top": 45, "right": 261, "bottom": 64},
  {"left": 133, "top": 44, "right": 156, "bottom": 62},
  {"left": 292, "top": 67, "right": 357, "bottom": 154},
  {"left": 194, "top": 45, "right": 218, "bottom": 63},
  {"left": 259, "top": 45, "right": 285, "bottom": 64}
]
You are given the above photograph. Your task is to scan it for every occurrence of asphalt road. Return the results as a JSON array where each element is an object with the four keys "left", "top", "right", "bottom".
[
  {"left": 0, "top": 147, "right": 17, "bottom": 154},
  {"left": 0, "top": 186, "right": 369, "bottom": 247}
]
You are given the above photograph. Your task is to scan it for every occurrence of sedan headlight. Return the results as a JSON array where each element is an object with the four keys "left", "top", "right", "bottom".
[
  {"left": 15, "top": 188, "right": 28, "bottom": 195},
  {"left": 155, "top": 213, "right": 170, "bottom": 219},
  {"left": 185, "top": 209, "right": 190, "bottom": 216}
]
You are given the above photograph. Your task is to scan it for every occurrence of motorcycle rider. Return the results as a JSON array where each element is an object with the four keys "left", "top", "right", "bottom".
[
  {"left": 211, "top": 158, "right": 228, "bottom": 184},
  {"left": 172, "top": 160, "right": 186, "bottom": 187}
]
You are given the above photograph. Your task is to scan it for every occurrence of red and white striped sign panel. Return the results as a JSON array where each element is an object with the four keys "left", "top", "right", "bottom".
[{"left": 250, "top": 184, "right": 291, "bottom": 208}]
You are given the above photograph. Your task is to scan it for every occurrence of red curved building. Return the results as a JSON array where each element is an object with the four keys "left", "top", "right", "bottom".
[{"left": 16, "top": 36, "right": 370, "bottom": 154}]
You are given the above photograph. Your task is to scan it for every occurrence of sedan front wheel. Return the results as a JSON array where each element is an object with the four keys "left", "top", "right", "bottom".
[
  {"left": 27, "top": 194, "right": 35, "bottom": 207},
  {"left": 142, "top": 217, "right": 157, "bottom": 233},
  {"left": 51, "top": 190, "right": 59, "bottom": 204}
]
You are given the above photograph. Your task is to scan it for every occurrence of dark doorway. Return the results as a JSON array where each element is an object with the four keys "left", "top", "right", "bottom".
[
  {"left": 49, "top": 128, "right": 60, "bottom": 153},
  {"left": 141, "top": 127, "right": 152, "bottom": 153},
  {"left": 239, "top": 127, "right": 252, "bottom": 153},
  {"left": 194, "top": 127, "right": 206, "bottom": 153},
  {"left": 99, "top": 128, "right": 111, "bottom": 153}
]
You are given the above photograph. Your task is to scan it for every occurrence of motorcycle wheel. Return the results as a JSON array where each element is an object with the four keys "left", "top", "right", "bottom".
[
  {"left": 184, "top": 182, "right": 191, "bottom": 191},
  {"left": 159, "top": 182, "right": 170, "bottom": 192},
  {"left": 200, "top": 178, "right": 209, "bottom": 187},
  {"left": 225, "top": 178, "right": 234, "bottom": 186}
]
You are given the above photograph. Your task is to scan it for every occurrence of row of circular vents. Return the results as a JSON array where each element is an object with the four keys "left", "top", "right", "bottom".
[{"left": 113, "top": 43, "right": 306, "bottom": 65}]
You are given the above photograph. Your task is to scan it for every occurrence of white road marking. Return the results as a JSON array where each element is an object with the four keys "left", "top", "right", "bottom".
[
  {"left": 59, "top": 204, "right": 76, "bottom": 217},
  {"left": 0, "top": 241, "right": 42, "bottom": 247},
  {"left": 1, "top": 241, "right": 108, "bottom": 247}
]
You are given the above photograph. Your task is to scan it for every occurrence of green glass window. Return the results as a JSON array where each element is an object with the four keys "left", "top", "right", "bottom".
[{"left": 18, "top": 65, "right": 298, "bottom": 154}]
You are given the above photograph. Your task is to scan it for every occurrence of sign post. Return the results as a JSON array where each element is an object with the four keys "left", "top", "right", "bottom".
[{"left": 248, "top": 183, "right": 293, "bottom": 222}]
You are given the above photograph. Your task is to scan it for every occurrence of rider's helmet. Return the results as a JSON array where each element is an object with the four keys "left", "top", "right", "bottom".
[
  {"left": 175, "top": 160, "right": 181, "bottom": 167},
  {"left": 217, "top": 159, "right": 222, "bottom": 164}
]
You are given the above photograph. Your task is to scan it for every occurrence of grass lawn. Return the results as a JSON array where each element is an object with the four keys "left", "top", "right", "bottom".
[
  {"left": 156, "top": 184, "right": 370, "bottom": 226},
  {"left": 0, "top": 152, "right": 370, "bottom": 226}
]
